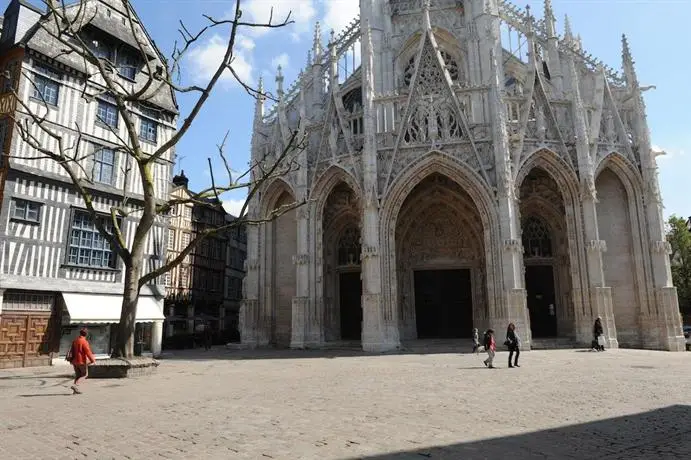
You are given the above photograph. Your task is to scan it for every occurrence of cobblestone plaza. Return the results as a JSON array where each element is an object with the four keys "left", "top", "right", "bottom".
[{"left": 1, "top": 348, "right": 689, "bottom": 459}]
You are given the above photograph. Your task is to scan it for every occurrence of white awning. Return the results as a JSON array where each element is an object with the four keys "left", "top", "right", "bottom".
[{"left": 62, "top": 293, "right": 164, "bottom": 325}]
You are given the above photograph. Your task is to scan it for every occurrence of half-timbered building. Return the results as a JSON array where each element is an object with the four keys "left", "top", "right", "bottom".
[
  {"left": 241, "top": 0, "right": 686, "bottom": 352},
  {"left": 0, "top": 0, "right": 176, "bottom": 367}
]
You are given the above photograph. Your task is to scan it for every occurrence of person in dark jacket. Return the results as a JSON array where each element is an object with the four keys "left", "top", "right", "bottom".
[
  {"left": 593, "top": 316, "right": 605, "bottom": 351},
  {"left": 506, "top": 323, "right": 521, "bottom": 368}
]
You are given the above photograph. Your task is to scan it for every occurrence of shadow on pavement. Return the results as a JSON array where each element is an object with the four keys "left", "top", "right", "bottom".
[
  {"left": 0, "top": 374, "right": 73, "bottom": 380},
  {"left": 159, "top": 341, "right": 597, "bottom": 362},
  {"left": 18, "top": 393, "right": 71, "bottom": 398},
  {"left": 347, "top": 405, "right": 691, "bottom": 459}
]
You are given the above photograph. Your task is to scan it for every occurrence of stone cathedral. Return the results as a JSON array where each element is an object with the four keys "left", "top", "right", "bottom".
[{"left": 239, "top": 0, "right": 686, "bottom": 352}]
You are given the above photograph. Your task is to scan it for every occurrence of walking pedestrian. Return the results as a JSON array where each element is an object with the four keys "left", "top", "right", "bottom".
[
  {"left": 471, "top": 328, "right": 480, "bottom": 354},
  {"left": 66, "top": 328, "right": 96, "bottom": 395},
  {"left": 505, "top": 323, "right": 521, "bottom": 368},
  {"left": 593, "top": 316, "right": 605, "bottom": 351},
  {"left": 483, "top": 329, "right": 496, "bottom": 369}
]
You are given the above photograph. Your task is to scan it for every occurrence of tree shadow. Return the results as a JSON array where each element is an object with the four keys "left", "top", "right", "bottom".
[{"left": 349, "top": 405, "right": 690, "bottom": 459}]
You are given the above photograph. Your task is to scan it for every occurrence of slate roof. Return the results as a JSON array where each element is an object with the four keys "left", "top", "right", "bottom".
[{"left": 21, "top": 0, "right": 177, "bottom": 114}]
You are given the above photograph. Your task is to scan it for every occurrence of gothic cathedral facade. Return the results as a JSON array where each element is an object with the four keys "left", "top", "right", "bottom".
[{"left": 240, "top": 0, "right": 686, "bottom": 352}]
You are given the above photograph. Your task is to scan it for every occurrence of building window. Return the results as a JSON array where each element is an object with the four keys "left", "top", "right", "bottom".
[
  {"left": 96, "top": 99, "right": 118, "bottom": 128},
  {"left": 117, "top": 51, "right": 138, "bottom": 80},
  {"left": 10, "top": 198, "right": 41, "bottom": 223},
  {"left": 93, "top": 148, "right": 115, "bottom": 185},
  {"left": 164, "top": 271, "right": 171, "bottom": 287},
  {"left": 67, "top": 211, "right": 118, "bottom": 269},
  {"left": 31, "top": 73, "right": 59, "bottom": 106},
  {"left": 522, "top": 216, "right": 553, "bottom": 258},
  {"left": 168, "top": 229, "right": 176, "bottom": 250},
  {"left": 183, "top": 206, "right": 192, "bottom": 219},
  {"left": 139, "top": 110, "right": 158, "bottom": 143}
]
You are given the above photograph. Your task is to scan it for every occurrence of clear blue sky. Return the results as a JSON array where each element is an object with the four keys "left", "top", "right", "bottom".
[{"left": 60, "top": 1, "right": 691, "bottom": 218}]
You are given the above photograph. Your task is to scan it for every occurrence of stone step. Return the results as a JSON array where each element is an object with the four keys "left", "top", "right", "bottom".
[{"left": 530, "top": 337, "right": 581, "bottom": 350}]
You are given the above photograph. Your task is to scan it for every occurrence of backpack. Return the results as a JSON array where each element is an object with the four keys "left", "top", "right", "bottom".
[{"left": 483, "top": 331, "right": 491, "bottom": 349}]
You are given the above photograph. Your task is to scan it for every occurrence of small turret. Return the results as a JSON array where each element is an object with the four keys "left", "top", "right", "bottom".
[
  {"left": 275, "top": 65, "right": 284, "bottom": 99},
  {"left": 254, "top": 76, "right": 265, "bottom": 123},
  {"left": 312, "top": 21, "right": 322, "bottom": 63},
  {"left": 544, "top": 0, "right": 556, "bottom": 38},
  {"left": 172, "top": 170, "right": 189, "bottom": 188}
]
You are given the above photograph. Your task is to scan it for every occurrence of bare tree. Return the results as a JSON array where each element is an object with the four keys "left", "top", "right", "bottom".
[{"left": 9, "top": 0, "right": 304, "bottom": 358}]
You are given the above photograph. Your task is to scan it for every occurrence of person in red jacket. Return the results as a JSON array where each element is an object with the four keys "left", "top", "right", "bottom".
[
  {"left": 482, "top": 329, "right": 497, "bottom": 369},
  {"left": 66, "top": 328, "right": 96, "bottom": 394}
]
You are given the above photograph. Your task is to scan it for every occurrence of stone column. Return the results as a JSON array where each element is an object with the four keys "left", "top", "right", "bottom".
[
  {"left": 479, "top": 1, "right": 530, "bottom": 346},
  {"left": 239, "top": 222, "right": 264, "bottom": 347},
  {"left": 291, "top": 207, "right": 313, "bottom": 348},
  {"left": 564, "top": 29, "right": 617, "bottom": 348},
  {"left": 151, "top": 320, "right": 163, "bottom": 357},
  {"left": 359, "top": 11, "right": 399, "bottom": 352}
]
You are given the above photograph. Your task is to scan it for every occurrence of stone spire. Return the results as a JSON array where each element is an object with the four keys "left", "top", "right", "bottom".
[
  {"left": 254, "top": 76, "right": 265, "bottom": 122},
  {"left": 564, "top": 14, "right": 573, "bottom": 42},
  {"left": 275, "top": 65, "right": 284, "bottom": 98},
  {"left": 313, "top": 21, "right": 323, "bottom": 62},
  {"left": 544, "top": 0, "right": 556, "bottom": 38},
  {"left": 622, "top": 34, "right": 639, "bottom": 88}
]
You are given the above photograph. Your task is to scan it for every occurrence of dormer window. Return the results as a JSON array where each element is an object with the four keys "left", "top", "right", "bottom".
[
  {"left": 118, "top": 51, "right": 138, "bottom": 80},
  {"left": 84, "top": 29, "right": 141, "bottom": 80}
]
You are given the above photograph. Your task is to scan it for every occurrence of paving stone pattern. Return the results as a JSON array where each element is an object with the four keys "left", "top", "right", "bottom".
[{"left": 0, "top": 348, "right": 690, "bottom": 459}]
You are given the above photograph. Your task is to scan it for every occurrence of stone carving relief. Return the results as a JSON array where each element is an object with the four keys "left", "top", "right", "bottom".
[
  {"left": 518, "top": 168, "right": 565, "bottom": 213},
  {"left": 323, "top": 183, "right": 359, "bottom": 230},
  {"left": 393, "top": 173, "right": 487, "bottom": 339}
]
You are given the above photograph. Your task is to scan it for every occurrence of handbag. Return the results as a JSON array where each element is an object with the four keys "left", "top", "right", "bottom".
[
  {"left": 503, "top": 339, "right": 512, "bottom": 347},
  {"left": 597, "top": 335, "right": 606, "bottom": 347}
]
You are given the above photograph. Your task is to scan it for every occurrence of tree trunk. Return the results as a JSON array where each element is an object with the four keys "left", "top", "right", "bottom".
[{"left": 112, "top": 263, "right": 141, "bottom": 358}]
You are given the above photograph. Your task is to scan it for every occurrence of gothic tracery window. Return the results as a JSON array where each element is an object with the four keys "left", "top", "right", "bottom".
[
  {"left": 522, "top": 216, "right": 553, "bottom": 258},
  {"left": 404, "top": 49, "right": 459, "bottom": 86},
  {"left": 403, "top": 40, "right": 464, "bottom": 144},
  {"left": 337, "top": 225, "right": 361, "bottom": 266}
]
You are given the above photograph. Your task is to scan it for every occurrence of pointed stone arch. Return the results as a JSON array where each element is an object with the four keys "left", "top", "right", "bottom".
[
  {"left": 258, "top": 177, "right": 297, "bottom": 347},
  {"left": 516, "top": 149, "right": 586, "bottom": 340},
  {"left": 260, "top": 178, "right": 297, "bottom": 219},
  {"left": 380, "top": 151, "right": 501, "bottom": 334},
  {"left": 595, "top": 152, "right": 650, "bottom": 347},
  {"left": 311, "top": 165, "right": 363, "bottom": 342}
]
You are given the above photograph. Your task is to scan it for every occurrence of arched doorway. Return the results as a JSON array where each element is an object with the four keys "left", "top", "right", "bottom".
[
  {"left": 396, "top": 173, "right": 485, "bottom": 339},
  {"left": 322, "top": 182, "right": 362, "bottom": 341},
  {"left": 268, "top": 189, "right": 297, "bottom": 347},
  {"left": 596, "top": 166, "right": 642, "bottom": 346},
  {"left": 519, "top": 168, "right": 574, "bottom": 338}
]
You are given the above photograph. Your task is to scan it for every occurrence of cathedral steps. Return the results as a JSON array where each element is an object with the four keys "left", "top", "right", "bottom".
[{"left": 529, "top": 337, "right": 581, "bottom": 350}]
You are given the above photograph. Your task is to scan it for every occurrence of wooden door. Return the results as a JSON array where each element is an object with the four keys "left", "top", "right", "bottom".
[{"left": 0, "top": 314, "right": 52, "bottom": 369}]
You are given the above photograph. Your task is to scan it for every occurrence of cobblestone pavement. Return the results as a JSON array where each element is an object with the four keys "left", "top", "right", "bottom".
[{"left": 1, "top": 347, "right": 690, "bottom": 459}]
